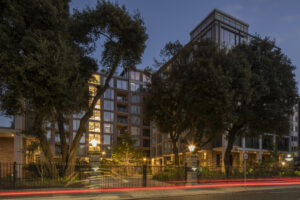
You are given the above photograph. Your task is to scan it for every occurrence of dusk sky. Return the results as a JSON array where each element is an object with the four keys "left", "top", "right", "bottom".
[
  {"left": 1, "top": 0, "right": 300, "bottom": 127},
  {"left": 70, "top": 0, "right": 300, "bottom": 89}
]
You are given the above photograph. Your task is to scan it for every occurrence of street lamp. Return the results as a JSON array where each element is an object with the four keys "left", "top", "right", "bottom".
[
  {"left": 143, "top": 157, "right": 147, "bottom": 162},
  {"left": 188, "top": 144, "right": 195, "bottom": 152},
  {"left": 90, "top": 139, "right": 98, "bottom": 147}
]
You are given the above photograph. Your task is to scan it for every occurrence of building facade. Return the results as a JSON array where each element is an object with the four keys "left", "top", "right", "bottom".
[{"left": 150, "top": 9, "right": 299, "bottom": 169}]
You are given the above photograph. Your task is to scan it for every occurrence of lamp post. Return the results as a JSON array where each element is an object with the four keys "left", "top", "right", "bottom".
[{"left": 186, "top": 144, "right": 197, "bottom": 185}]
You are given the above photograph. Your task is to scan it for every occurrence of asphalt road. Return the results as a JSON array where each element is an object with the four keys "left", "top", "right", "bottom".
[
  {"left": 2, "top": 186, "right": 300, "bottom": 200},
  {"left": 142, "top": 187, "right": 300, "bottom": 200}
]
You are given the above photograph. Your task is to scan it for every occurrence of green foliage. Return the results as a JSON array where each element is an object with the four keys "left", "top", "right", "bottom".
[
  {"left": 152, "top": 167, "right": 185, "bottom": 181},
  {"left": 0, "top": 0, "right": 147, "bottom": 173},
  {"left": 112, "top": 133, "right": 144, "bottom": 165}
]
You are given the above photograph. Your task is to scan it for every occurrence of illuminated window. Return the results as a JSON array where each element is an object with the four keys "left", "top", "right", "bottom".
[
  {"left": 89, "top": 121, "right": 101, "bottom": 132},
  {"left": 89, "top": 86, "right": 97, "bottom": 97},
  {"left": 89, "top": 134, "right": 101, "bottom": 152},
  {"left": 93, "top": 99, "right": 100, "bottom": 109},
  {"left": 90, "top": 110, "right": 100, "bottom": 121},
  {"left": 89, "top": 74, "right": 100, "bottom": 84},
  {"left": 104, "top": 123, "right": 113, "bottom": 133}
]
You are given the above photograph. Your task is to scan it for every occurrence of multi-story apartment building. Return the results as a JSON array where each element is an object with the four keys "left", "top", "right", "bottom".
[
  {"left": 0, "top": 69, "right": 151, "bottom": 166},
  {"left": 151, "top": 9, "right": 299, "bottom": 169}
]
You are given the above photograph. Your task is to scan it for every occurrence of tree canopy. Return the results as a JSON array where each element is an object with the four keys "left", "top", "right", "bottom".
[
  {"left": 0, "top": 0, "right": 147, "bottom": 176},
  {"left": 145, "top": 38, "right": 297, "bottom": 171}
]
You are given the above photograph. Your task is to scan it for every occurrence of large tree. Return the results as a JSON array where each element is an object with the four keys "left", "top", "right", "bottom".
[
  {"left": 145, "top": 38, "right": 297, "bottom": 174},
  {"left": 221, "top": 38, "right": 297, "bottom": 176},
  {"left": 0, "top": 0, "right": 147, "bottom": 176},
  {"left": 144, "top": 40, "right": 226, "bottom": 165}
]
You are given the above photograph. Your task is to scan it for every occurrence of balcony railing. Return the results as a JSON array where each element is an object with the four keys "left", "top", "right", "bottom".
[
  {"left": 117, "top": 118, "right": 128, "bottom": 124},
  {"left": 117, "top": 107, "right": 128, "bottom": 113},
  {"left": 117, "top": 96, "right": 128, "bottom": 102}
]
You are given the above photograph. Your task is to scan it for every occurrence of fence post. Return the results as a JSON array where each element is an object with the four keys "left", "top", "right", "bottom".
[
  {"left": 142, "top": 164, "right": 147, "bottom": 187},
  {"left": 13, "top": 162, "right": 16, "bottom": 188},
  {"left": 184, "top": 163, "right": 187, "bottom": 182}
]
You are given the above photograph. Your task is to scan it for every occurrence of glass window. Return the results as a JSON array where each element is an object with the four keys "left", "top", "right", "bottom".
[
  {"left": 55, "top": 134, "right": 60, "bottom": 142},
  {"left": 101, "top": 77, "right": 114, "bottom": 87},
  {"left": 117, "top": 80, "right": 128, "bottom": 90},
  {"left": 131, "top": 126, "right": 140, "bottom": 136},
  {"left": 77, "top": 144, "right": 86, "bottom": 156},
  {"left": 131, "top": 95, "right": 140, "bottom": 104},
  {"left": 103, "top": 135, "right": 112, "bottom": 145},
  {"left": 142, "top": 74, "right": 150, "bottom": 83},
  {"left": 89, "top": 74, "right": 100, "bottom": 84},
  {"left": 152, "top": 135, "right": 156, "bottom": 145},
  {"left": 131, "top": 116, "right": 140, "bottom": 125},
  {"left": 46, "top": 130, "right": 51, "bottom": 141},
  {"left": 131, "top": 105, "right": 140, "bottom": 114},
  {"left": 130, "top": 82, "right": 140, "bottom": 91},
  {"left": 73, "top": 120, "right": 80, "bottom": 130},
  {"left": 80, "top": 133, "right": 85, "bottom": 143},
  {"left": 89, "top": 121, "right": 101, "bottom": 132},
  {"left": 104, "top": 100, "right": 114, "bottom": 111},
  {"left": 104, "top": 89, "right": 114, "bottom": 99},
  {"left": 130, "top": 71, "right": 140, "bottom": 81},
  {"left": 89, "top": 86, "right": 97, "bottom": 97},
  {"left": 104, "top": 123, "right": 113, "bottom": 133},
  {"left": 55, "top": 145, "right": 61, "bottom": 155},
  {"left": 103, "top": 112, "right": 114, "bottom": 122},
  {"left": 73, "top": 111, "right": 85, "bottom": 119},
  {"left": 90, "top": 110, "right": 100, "bottom": 121},
  {"left": 134, "top": 138, "right": 140, "bottom": 147}
]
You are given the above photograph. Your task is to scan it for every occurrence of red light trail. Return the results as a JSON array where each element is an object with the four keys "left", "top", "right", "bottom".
[{"left": 1, "top": 178, "right": 300, "bottom": 197}]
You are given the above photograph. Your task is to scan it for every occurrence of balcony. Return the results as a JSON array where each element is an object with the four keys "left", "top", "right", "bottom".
[
  {"left": 117, "top": 95, "right": 128, "bottom": 103},
  {"left": 143, "top": 129, "right": 150, "bottom": 137},
  {"left": 117, "top": 106, "right": 128, "bottom": 113},
  {"left": 143, "top": 120, "right": 150, "bottom": 126},
  {"left": 117, "top": 116, "right": 128, "bottom": 124}
]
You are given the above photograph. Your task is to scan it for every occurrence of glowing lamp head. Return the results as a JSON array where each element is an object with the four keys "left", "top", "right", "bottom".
[
  {"left": 188, "top": 145, "right": 195, "bottom": 152},
  {"left": 143, "top": 157, "right": 147, "bottom": 162},
  {"left": 282, "top": 161, "right": 286, "bottom": 166},
  {"left": 90, "top": 139, "right": 98, "bottom": 147},
  {"left": 102, "top": 151, "right": 106, "bottom": 155}
]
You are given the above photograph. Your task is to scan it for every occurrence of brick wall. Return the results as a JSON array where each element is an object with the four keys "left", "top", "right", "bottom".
[{"left": 0, "top": 138, "right": 14, "bottom": 163}]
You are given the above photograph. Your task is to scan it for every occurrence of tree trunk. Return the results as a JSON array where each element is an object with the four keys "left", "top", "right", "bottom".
[
  {"left": 172, "top": 139, "right": 179, "bottom": 165},
  {"left": 224, "top": 129, "right": 236, "bottom": 177},
  {"left": 64, "top": 57, "right": 121, "bottom": 174},
  {"left": 34, "top": 113, "right": 56, "bottom": 177},
  {"left": 57, "top": 113, "right": 70, "bottom": 177}
]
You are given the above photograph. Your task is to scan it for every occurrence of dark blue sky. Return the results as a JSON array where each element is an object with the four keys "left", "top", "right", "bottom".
[
  {"left": 70, "top": 0, "right": 300, "bottom": 90},
  {"left": 1, "top": 0, "right": 300, "bottom": 127}
]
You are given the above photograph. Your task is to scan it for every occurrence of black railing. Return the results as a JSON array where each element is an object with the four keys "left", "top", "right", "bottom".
[{"left": 1, "top": 162, "right": 300, "bottom": 189}]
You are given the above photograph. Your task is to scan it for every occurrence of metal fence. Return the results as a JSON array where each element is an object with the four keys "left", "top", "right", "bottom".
[{"left": 1, "top": 162, "right": 300, "bottom": 189}]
